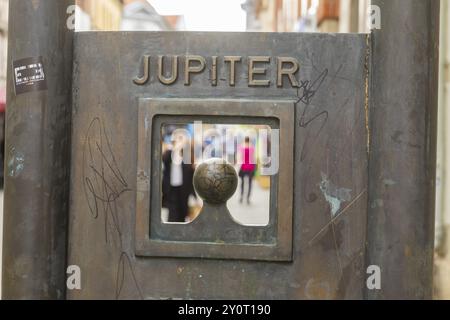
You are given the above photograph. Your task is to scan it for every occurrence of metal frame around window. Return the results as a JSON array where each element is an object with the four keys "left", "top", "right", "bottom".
[{"left": 135, "top": 98, "right": 294, "bottom": 261}]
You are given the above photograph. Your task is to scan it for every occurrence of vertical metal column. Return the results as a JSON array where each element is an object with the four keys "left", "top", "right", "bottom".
[
  {"left": 367, "top": 0, "right": 440, "bottom": 299},
  {"left": 2, "top": 0, "right": 74, "bottom": 299}
]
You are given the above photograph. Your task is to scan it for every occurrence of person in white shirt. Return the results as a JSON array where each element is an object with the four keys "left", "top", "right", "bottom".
[{"left": 162, "top": 138, "right": 196, "bottom": 223}]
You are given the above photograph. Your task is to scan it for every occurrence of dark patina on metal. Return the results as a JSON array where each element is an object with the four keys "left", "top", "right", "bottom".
[
  {"left": 193, "top": 158, "right": 238, "bottom": 205},
  {"left": 2, "top": 0, "right": 440, "bottom": 300},
  {"left": 135, "top": 98, "right": 294, "bottom": 261}
]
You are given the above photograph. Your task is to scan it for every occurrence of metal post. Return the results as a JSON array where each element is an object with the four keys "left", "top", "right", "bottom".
[
  {"left": 2, "top": 0, "right": 74, "bottom": 299},
  {"left": 367, "top": 0, "right": 440, "bottom": 299}
]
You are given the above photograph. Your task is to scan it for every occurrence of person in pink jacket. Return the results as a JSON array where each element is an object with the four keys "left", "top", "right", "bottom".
[{"left": 238, "top": 137, "right": 256, "bottom": 205}]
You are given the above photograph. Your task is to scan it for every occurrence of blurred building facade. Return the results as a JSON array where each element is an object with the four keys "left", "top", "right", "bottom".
[
  {"left": 338, "top": 0, "right": 370, "bottom": 33},
  {"left": 435, "top": 0, "right": 450, "bottom": 300},
  {"left": 243, "top": 0, "right": 369, "bottom": 33},
  {"left": 0, "top": 0, "right": 7, "bottom": 297},
  {"left": 0, "top": 0, "right": 8, "bottom": 89},
  {"left": 76, "top": 0, "right": 124, "bottom": 31},
  {"left": 75, "top": 0, "right": 181, "bottom": 31},
  {"left": 122, "top": 0, "right": 175, "bottom": 31}
]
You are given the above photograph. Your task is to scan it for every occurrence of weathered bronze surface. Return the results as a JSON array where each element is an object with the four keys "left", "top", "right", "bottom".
[
  {"left": 184, "top": 55, "right": 206, "bottom": 86},
  {"left": 367, "top": 0, "right": 440, "bottom": 299},
  {"left": 68, "top": 32, "right": 369, "bottom": 299},
  {"left": 277, "top": 57, "right": 300, "bottom": 87},
  {"left": 158, "top": 55, "right": 178, "bottom": 85},
  {"left": 134, "top": 55, "right": 303, "bottom": 88},
  {"left": 193, "top": 158, "right": 238, "bottom": 205},
  {"left": 2, "top": 0, "right": 74, "bottom": 300},
  {"left": 136, "top": 98, "right": 294, "bottom": 261},
  {"left": 133, "top": 54, "right": 150, "bottom": 85},
  {"left": 248, "top": 56, "right": 271, "bottom": 87},
  {"left": 2, "top": 0, "right": 440, "bottom": 301},
  {"left": 224, "top": 56, "right": 242, "bottom": 86}
]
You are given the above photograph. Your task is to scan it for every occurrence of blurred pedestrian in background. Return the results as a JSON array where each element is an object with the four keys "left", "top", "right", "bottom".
[
  {"left": 162, "top": 134, "right": 196, "bottom": 223},
  {"left": 238, "top": 137, "right": 256, "bottom": 205}
]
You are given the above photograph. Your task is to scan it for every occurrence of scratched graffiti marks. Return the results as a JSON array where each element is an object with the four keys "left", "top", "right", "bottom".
[
  {"left": 295, "top": 63, "right": 356, "bottom": 163},
  {"left": 82, "top": 117, "right": 143, "bottom": 300},
  {"left": 295, "top": 56, "right": 367, "bottom": 291}
]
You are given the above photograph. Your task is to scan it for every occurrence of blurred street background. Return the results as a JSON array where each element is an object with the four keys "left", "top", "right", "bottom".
[
  {"left": 159, "top": 123, "right": 272, "bottom": 226},
  {"left": 0, "top": 0, "right": 449, "bottom": 299},
  {"left": 0, "top": 192, "right": 3, "bottom": 298}
]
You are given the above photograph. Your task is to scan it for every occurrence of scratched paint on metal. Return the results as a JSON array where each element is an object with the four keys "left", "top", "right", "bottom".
[
  {"left": 7, "top": 148, "right": 25, "bottom": 178},
  {"left": 319, "top": 173, "right": 352, "bottom": 217},
  {"left": 67, "top": 32, "right": 369, "bottom": 300}
]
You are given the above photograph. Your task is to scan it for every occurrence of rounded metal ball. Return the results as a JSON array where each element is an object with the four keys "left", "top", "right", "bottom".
[{"left": 193, "top": 158, "right": 238, "bottom": 205}]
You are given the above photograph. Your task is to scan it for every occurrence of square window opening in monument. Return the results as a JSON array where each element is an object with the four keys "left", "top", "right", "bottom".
[
  {"left": 137, "top": 99, "right": 293, "bottom": 260},
  {"left": 159, "top": 121, "right": 279, "bottom": 227}
]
